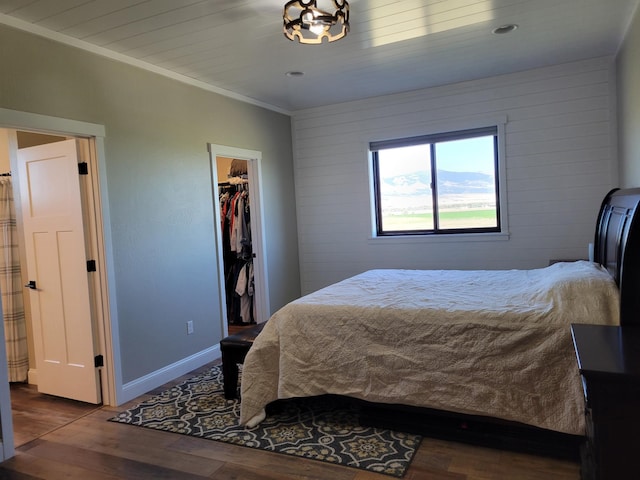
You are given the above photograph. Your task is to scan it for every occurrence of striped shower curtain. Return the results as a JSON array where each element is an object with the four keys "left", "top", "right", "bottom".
[{"left": 0, "top": 177, "right": 28, "bottom": 382}]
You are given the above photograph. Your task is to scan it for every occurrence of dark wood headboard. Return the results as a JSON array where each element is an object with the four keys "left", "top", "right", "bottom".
[{"left": 594, "top": 188, "right": 640, "bottom": 325}]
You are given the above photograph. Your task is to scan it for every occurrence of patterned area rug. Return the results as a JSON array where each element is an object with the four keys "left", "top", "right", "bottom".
[{"left": 109, "top": 365, "right": 421, "bottom": 477}]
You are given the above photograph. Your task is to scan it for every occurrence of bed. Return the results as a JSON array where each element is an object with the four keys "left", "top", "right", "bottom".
[{"left": 238, "top": 187, "right": 640, "bottom": 454}]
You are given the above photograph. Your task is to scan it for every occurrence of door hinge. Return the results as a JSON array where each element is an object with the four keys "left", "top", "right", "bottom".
[
  {"left": 94, "top": 355, "right": 104, "bottom": 368},
  {"left": 78, "top": 162, "right": 89, "bottom": 175},
  {"left": 87, "top": 260, "right": 97, "bottom": 272}
]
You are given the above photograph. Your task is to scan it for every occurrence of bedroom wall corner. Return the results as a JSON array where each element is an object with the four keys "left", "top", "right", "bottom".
[
  {"left": 0, "top": 24, "right": 299, "bottom": 387},
  {"left": 616, "top": 4, "right": 640, "bottom": 188},
  {"left": 292, "top": 57, "right": 620, "bottom": 294}
]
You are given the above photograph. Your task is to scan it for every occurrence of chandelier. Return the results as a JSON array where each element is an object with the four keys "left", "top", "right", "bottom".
[{"left": 283, "top": 0, "right": 350, "bottom": 44}]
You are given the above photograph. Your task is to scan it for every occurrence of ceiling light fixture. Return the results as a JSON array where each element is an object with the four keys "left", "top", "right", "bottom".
[{"left": 283, "top": 0, "right": 349, "bottom": 44}]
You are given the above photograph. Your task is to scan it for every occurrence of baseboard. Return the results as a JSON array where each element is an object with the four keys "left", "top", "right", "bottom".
[
  {"left": 118, "top": 345, "right": 220, "bottom": 406},
  {"left": 27, "top": 368, "right": 38, "bottom": 386}
]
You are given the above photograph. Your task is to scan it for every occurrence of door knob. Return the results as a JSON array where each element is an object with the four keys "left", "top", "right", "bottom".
[{"left": 24, "top": 280, "right": 37, "bottom": 290}]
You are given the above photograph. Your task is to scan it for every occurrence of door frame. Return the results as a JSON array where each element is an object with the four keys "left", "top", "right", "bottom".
[
  {"left": 208, "top": 144, "right": 270, "bottom": 337},
  {"left": 0, "top": 108, "right": 120, "bottom": 460}
]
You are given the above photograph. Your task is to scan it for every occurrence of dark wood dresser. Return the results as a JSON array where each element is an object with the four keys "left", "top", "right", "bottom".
[{"left": 571, "top": 324, "right": 640, "bottom": 480}]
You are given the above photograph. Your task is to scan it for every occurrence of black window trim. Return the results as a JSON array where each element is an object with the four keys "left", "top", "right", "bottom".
[{"left": 370, "top": 125, "right": 501, "bottom": 237}]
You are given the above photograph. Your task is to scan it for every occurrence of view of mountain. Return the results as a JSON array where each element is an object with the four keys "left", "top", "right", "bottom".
[{"left": 382, "top": 170, "right": 494, "bottom": 195}]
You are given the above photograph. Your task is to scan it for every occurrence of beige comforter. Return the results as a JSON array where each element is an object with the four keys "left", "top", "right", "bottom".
[{"left": 239, "top": 261, "right": 619, "bottom": 435}]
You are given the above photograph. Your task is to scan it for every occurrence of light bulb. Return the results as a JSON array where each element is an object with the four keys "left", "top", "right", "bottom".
[{"left": 309, "top": 23, "right": 326, "bottom": 35}]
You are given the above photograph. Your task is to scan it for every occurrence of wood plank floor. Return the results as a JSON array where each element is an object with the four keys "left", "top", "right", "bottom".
[
  {"left": 9, "top": 382, "right": 103, "bottom": 448},
  {"left": 0, "top": 363, "right": 581, "bottom": 479}
]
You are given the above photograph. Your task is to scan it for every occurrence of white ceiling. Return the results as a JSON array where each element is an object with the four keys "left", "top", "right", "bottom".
[{"left": 1, "top": 0, "right": 638, "bottom": 114}]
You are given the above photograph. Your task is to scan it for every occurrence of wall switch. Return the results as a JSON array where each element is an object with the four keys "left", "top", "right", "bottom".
[{"left": 187, "top": 320, "right": 194, "bottom": 335}]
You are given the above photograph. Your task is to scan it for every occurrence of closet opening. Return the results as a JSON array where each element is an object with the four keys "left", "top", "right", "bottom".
[
  {"left": 217, "top": 158, "right": 255, "bottom": 334},
  {"left": 208, "top": 144, "right": 269, "bottom": 340}
]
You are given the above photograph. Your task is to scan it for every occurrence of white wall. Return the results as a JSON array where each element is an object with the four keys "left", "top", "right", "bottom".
[
  {"left": 0, "top": 24, "right": 300, "bottom": 387},
  {"left": 0, "top": 130, "right": 8, "bottom": 171},
  {"left": 292, "top": 57, "right": 618, "bottom": 294},
  {"left": 617, "top": 4, "right": 640, "bottom": 187}
]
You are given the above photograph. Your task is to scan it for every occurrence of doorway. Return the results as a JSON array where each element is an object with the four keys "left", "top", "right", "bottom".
[
  {"left": 0, "top": 109, "right": 118, "bottom": 461},
  {"left": 208, "top": 144, "right": 270, "bottom": 338}
]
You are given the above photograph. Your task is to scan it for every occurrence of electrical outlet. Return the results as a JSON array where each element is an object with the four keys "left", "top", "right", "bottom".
[{"left": 187, "top": 320, "right": 194, "bottom": 335}]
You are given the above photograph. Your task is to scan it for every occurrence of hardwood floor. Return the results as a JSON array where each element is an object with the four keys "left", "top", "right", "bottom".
[
  {"left": 9, "top": 382, "right": 102, "bottom": 448},
  {"left": 0, "top": 364, "right": 581, "bottom": 479},
  {"left": 227, "top": 323, "right": 256, "bottom": 336}
]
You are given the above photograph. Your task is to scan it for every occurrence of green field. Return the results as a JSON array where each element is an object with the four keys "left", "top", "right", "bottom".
[{"left": 383, "top": 209, "right": 497, "bottom": 230}]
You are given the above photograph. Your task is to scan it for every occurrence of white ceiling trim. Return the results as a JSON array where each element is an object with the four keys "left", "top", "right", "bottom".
[{"left": 0, "top": 13, "right": 290, "bottom": 116}]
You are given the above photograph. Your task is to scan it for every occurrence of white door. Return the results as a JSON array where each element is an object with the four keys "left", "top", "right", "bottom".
[{"left": 17, "top": 139, "right": 101, "bottom": 404}]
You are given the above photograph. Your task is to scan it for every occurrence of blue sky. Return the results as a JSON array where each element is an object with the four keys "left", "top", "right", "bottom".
[{"left": 378, "top": 136, "right": 495, "bottom": 177}]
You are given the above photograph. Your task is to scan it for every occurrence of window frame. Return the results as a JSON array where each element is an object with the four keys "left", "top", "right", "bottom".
[{"left": 369, "top": 124, "right": 507, "bottom": 239}]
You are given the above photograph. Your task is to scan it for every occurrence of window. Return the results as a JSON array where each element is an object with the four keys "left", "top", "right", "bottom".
[{"left": 370, "top": 126, "right": 501, "bottom": 236}]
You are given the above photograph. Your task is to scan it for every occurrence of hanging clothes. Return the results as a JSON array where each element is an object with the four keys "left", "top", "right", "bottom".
[
  {"left": 234, "top": 261, "right": 254, "bottom": 324},
  {"left": 233, "top": 191, "right": 251, "bottom": 259},
  {"left": 219, "top": 180, "right": 254, "bottom": 325}
]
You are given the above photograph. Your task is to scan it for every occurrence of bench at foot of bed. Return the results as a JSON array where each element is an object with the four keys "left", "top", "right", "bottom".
[{"left": 220, "top": 322, "right": 267, "bottom": 399}]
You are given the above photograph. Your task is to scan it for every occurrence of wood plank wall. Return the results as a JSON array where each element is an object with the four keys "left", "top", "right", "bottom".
[{"left": 291, "top": 56, "right": 617, "bottom": 294}]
